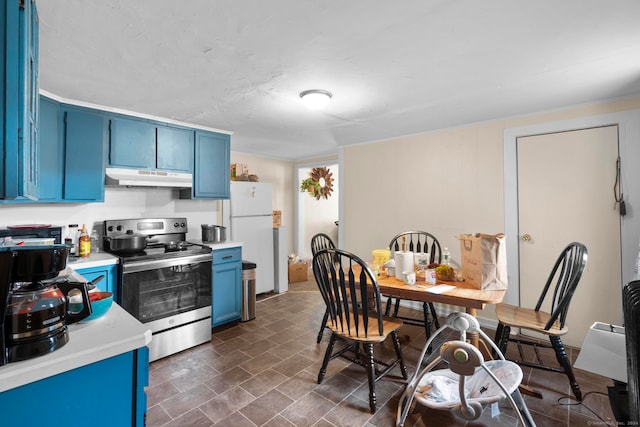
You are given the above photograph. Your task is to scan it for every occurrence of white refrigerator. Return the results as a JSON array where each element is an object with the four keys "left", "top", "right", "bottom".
[{"left": 226, "top": 182, "right": 275, "bottom": 295}]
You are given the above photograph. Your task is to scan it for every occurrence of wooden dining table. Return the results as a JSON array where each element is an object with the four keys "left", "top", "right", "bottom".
[
  {"left": 374, "top": 272, "right": 506, "bottom": 347},
  {"left": 376, "top": 273, "right": 505, "bottom": 316}
]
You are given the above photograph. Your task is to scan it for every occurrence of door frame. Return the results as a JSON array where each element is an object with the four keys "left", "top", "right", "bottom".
[
  {"left": 294, "top": 159, "right": 340, "bottom": 257},
  {"left": 503, "top": 108, "right": 640, "bottom": 307}
]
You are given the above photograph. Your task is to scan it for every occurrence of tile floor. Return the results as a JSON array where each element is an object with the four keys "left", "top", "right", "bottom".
[{"left": 145, "top": 288, "right": 618, "bottom": 426}]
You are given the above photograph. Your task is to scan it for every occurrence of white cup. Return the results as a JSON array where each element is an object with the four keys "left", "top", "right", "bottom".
[
  {"left": 403, "top": 271, "right": 416, "bottom": 285},
  {"left": 425, "top": 269, "right": 436, "bottom": 284}
]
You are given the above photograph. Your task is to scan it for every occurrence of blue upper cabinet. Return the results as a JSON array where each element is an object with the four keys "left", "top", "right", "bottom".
[
  {"left": 109, "top": 117, "right": 193, "bottom": 173},
  {"left": 37, "top": 96, "right": 63, "bottom": 200},
  {"left": 11, "top": 96, "right": 106, "bottom": 203},
  {"left": 109, "top": 117, "right": 156, "bottom": 169},
  {"left": 63, "top": 106, "right": 106, "bottom": 201},
  {"left": 181, "top": 131, "right": 230, "bottom": 199},
  {"left": 20, "top": 0, "right": 39, "bottom": 200},
  {"left": 156, "top": 125, "right": 193, "bottom": 172},
  {"left": 1, "top": 0, "right": 38, "bottom": 200}
]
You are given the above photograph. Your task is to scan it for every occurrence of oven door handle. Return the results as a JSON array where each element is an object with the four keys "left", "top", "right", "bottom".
[{"left": 122, "top": 253, "right": 212, "bottom": 274}]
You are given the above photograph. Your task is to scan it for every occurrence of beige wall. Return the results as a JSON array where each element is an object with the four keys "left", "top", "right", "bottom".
[
  {"left": 342, "top": 97, "right": 640, "bottom": 319},
  {"left": 343, "top": 96, "right": 640, "bottom": 257}
]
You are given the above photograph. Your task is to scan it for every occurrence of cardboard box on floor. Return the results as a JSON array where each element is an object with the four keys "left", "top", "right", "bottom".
[{"left": 288, "top": 262, "right": 309, "bottom": 283}]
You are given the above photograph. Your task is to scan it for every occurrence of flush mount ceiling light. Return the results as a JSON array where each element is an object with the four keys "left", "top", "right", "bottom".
[{"left": 300, "top": 89, "right": 332, "bottom": 110}]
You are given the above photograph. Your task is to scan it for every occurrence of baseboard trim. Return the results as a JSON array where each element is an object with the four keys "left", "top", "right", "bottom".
[{"left": 395, "top": 299, "right": 500, "bottom": 331}]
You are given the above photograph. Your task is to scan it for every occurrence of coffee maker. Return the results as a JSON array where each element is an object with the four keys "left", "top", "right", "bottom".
[{"left": 0, "top": 245, "right": 92, "bottom": 366}]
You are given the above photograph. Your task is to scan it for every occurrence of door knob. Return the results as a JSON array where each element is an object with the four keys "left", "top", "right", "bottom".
[{"left": 522, "top": 234, "right": 531, "bottom": 242}]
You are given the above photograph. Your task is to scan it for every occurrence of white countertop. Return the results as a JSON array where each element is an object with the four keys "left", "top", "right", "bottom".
[
  {"left": 67, "top": 252, "right": 119, "bottom": 269},
  {"left": 0, "top": 303, "right": 151, "bottom": 393},
  {"left": 193, "top": 240, "right": 243, "bottom": 250}
]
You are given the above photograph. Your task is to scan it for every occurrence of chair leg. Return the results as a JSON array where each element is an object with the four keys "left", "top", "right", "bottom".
[
  {"left": 316, "top": 309, "right": 329, "bottom": 343},
  {"left": 364, "top": 342, "right": 377, "bottom": 413},
  {"left": 495, "top": 323, "right": 510, "bottom": 354},
  {"left": 428, "top": 302, "right": 440, "bottom": 329},
  {"left": 550, "top": 336, "right": 583, "bottom": 401},
  {"left": 393, "top": 298, "right": 401, "bottom": 317},
  {"left": 384, "top": 297, "right": 393, "bottom": 316},
  {"left": 392, "top": 330, "right": 408, "bottom": 379},
  {"left": 493, "top": 322, "right": 505, "bottom": 357},
  {"left": 421, "top": 302, "right": 432, "bottom": 339},
  {"left": 318, "top": 333, "right": 337, "bottom": 384}
]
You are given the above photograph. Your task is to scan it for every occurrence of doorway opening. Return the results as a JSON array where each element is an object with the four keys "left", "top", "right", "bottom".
[{"left": 295, "top": 162, "right": 339, "bottom": 259}]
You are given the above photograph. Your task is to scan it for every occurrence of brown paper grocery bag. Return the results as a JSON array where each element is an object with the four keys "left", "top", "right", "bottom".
[{"left": 457, "top": 233, "right": 508, "bottom": 290}]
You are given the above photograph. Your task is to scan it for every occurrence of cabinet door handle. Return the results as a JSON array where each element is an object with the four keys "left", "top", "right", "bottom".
[{"left": 222, "top": 255, "right": 233, "bottom": 259}]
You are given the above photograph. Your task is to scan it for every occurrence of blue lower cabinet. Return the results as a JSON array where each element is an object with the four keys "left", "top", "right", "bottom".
[
  {"left": 73, "top": 264, "right": 117, "bottom": 300},
  {"left": 212, "top": 247, "right": 242, "bottom": 327},
  {"left": 0, "top": 348, "right": 148, "bottom": 427}
]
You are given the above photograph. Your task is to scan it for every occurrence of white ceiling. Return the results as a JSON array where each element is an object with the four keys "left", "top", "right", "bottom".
[{"left": 37, "top": 0, "right": 640, "bottom": 161}]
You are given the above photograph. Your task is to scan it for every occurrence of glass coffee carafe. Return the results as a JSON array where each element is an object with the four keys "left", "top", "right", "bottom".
[{"left": 1, "top": 245, "right": 91, "bottom": 364}]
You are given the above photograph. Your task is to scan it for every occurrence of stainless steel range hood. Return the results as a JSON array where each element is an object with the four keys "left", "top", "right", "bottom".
[{"left": 105, "top": 167, "right": 192, "bottom": 188}]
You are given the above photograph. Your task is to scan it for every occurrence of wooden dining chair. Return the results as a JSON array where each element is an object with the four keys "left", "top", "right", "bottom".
[
  {"left": 312, "top": 248, "right": 408, "bottom": 413},
  {"left": 386, "top": 231, "right": 441, "bottom": 339},
  {"left": 494, "top": 241, "right": 588, "bottom": 401},
  {"left": 310, "top": 233, "right": 336, "bottom": 343}
]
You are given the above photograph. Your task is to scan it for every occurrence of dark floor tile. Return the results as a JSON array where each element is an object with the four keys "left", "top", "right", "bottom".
[
  {"left": 204, "top": 366, "right": 253, "bottom": 395},
  {"left": 144, "top": 291, "right": 617, "bottom": 427},
  {"left": 145, "top": 404, "right": 172, "bottom": 427},
  {"left": 262, "top": 415, "right": 297, "bottom": 427},
  {"left": 198, "top": 386, "right": 255, "bottom": 424},
  {"left": 239, "top": 388, "right": 294, "bottom": 425},
  {"left": 239, "top": 352, "right": 284, "bottom": 375},
  {"left": 324, "top": 393, "right": 377, "bottom": 426},
  {"left": 213, "top": 411, "right": 257, "bottom": 427},
  {"left": 209, "top": 348, "right": 253, "bottom": 373},
  {"left": 280, "top": 391, "right": 336, "bottom": 427},
  {"left": 272, "top": 353, "right": 315, "bottom": 377},
  {"left": 239, "top": 367, "right": 289, "bottom": 397},
  {"left": 146, "top": 379, "right": 181, "bottom": 406},
  {"left": 275, "top": 369, "right": 319, "bottom": 400},
  {"left": 160, "top": 383, "right": 216, "bottom": 419},
  {"left": 162, "top": 408, "right": 214, "bottom": 427},
  {"left": 314, "top": 372, "right": 363, "bottom": 404}
]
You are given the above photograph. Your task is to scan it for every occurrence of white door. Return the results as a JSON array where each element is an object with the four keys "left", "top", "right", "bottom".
[{"left": 517, "top": 125, "right": 622, "bottom": 348}]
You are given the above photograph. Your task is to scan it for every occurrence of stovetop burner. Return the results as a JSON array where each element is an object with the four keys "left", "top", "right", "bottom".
[
  {"left": 164, "top": 241, "right": 190, "bottom": 252},
  {"left": 103, "top": 218, "right": 211, "bottom": 263},
  {"left": 116, "top": 242, "right": 210, "bottom": 262}
]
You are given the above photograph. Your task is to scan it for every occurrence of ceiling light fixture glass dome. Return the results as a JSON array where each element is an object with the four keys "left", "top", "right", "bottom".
[{"left": 300, "top": 89, "right": 332, "bottom": 110}]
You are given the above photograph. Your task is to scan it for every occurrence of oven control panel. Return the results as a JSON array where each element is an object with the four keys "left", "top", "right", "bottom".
[{"left": 104, "top": 218, "right": 188, "bottom": 237}]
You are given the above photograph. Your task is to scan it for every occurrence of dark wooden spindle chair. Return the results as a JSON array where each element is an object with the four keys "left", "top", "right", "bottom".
[
  {"left": 312, "top": 248, "right": 407, "bottom": 413},
  {"left": 494, "top": 241, "right": 588, "bottom": 401},
  {"left": 386, "top": 231, "right": 442, "bottom": 339},
  {"left": 311, "top": 233, "right": 336, "bottom": 343}
]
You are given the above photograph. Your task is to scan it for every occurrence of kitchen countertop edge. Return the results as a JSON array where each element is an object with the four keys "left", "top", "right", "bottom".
[
  {"left": 67, "top": 252, "right": 119, "bottom": 269},
  {"left": 194, "top": 240, "right": 243, "bottom": 250},
  {"left": 0, "top": 304, "right": 151, "bottom": 393}
]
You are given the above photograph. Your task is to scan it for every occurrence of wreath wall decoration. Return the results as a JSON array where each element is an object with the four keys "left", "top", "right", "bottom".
[{"left": 300, "top": 167, "right": 334, "bottom": 200}]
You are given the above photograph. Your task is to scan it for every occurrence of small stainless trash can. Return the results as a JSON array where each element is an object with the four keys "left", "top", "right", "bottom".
[{"left": 241, "top": 261, "right": 257, "bottom": 321}]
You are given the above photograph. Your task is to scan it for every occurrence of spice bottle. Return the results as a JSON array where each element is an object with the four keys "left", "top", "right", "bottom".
[{"left": 78, "top": 224, "right": 91, "bottom": 258}]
